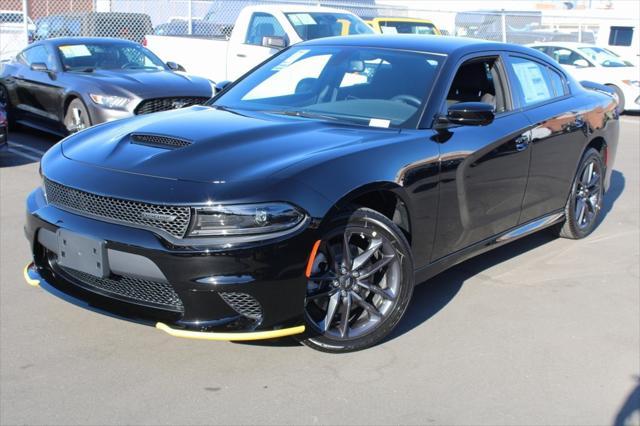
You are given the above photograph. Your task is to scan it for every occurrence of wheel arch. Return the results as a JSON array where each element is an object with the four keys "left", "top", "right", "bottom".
[{"left": 321, "top": 182, "right": 414, "bottom": 245}]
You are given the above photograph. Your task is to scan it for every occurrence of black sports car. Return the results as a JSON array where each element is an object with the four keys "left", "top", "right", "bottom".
[
  {"left": 0, "top": 37, "right": 212, "bottom": 135},
  {"left": 25, "top": 35, "right": 619, "bottom": 352}
]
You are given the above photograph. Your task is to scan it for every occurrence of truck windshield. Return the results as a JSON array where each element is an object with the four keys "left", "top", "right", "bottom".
[
  {"left": 285, "top": 13, "right": 373, "bottom": 40},
  {"left": 57, "top": 43, "right": 166, "bottom": 71},
  {"left": 213, "top": 46, "right": 444, "bottom": 129}
]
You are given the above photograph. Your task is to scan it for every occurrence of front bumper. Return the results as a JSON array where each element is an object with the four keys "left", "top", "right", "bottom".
[{"left": 25, "top": 187, "right": 315, "bottom": 339}]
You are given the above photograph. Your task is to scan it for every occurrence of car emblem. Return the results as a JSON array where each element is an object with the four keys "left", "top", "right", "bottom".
[
  {"left": 171, "top": 100, "right": 188, "bottom": 109},
  {"left": 141, "top": 211, "right": 177, "bottom": 222}
]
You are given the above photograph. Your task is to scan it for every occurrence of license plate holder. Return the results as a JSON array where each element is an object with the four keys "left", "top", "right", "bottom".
[{"left": 57, "top": 229, "right": 109, "bottom": 278}]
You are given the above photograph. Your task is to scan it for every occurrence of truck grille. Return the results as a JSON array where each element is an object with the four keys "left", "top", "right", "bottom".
[
  {"left": 134, "top": 97, "right": 209, "bottom": 115},
  {"left": 44, "top": 178, "right": 191, "bottom": 239},
  {"left": 219, "top": 292, "right": 263, "bottom": 321},
  {"left": 59, "top": 266, "right": 184, "bottom": 313}
]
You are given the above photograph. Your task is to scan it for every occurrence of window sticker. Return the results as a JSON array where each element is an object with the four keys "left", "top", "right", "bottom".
[
  {"left": 288, "top": 13, "right": 316, "bottom": 26},
  {"left": 272, "top": 49, "right": 309, "bottom": 71},
  {"left": 369, "top": 118, "right": 390, "bottom": 128},
  {"left": 59, "top": 45, "right": 92, "bottom": 58},
  {"left": 512, "top": 61, "right": 551, "bottom": 104}
]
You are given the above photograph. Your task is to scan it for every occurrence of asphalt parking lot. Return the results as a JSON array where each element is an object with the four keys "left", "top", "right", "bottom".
[{"left": 1, "top": 116, "right": 638, "bottom": 426}]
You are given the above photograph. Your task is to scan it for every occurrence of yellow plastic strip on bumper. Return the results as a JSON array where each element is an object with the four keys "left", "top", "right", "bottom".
[
  {"left": 155, "top": 322, "right": 305, "bottom": 341},
  {"left": 23, "top": 263, "right": 41, "bottom": 287}
]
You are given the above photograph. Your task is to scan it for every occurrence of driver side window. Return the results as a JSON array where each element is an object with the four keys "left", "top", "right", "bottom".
[
  {"left": 447, "top": 57, "right": 509, "bottom": 114},
  {"left": 245, "top": 13, "right": 286, "bottom": 46}
]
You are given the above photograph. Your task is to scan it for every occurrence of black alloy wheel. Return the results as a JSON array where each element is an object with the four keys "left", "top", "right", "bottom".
[
  {"left": 557, "top": 148, "right": 604, "bottom": 239},
  {"left": 302, "top": 207, "right": 414, "bottom": 353}
]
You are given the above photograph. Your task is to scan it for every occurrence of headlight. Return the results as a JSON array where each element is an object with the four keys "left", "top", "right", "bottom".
[
  {"left": 622, "top": 80, "right": 640, "bottom": 88},
  {"left": 189, "top": 203, "right": 305, "bottom": 236},
  {"left": 89, "top": 94, "right": 130, "bottom": 110}
]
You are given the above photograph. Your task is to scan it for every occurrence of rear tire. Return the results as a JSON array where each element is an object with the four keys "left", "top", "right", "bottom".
[
  {"left": 301, "top": 207, "right": 414, "bottom": 353},
  {"left": 64, "top": 98, "right": 91, "bottom": 134},
  {"left": 556, "top": 148, "right": 604, "bottom": 239}
]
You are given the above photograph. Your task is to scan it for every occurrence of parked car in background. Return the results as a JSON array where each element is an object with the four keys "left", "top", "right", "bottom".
[
  {"left": 595, "top": 21, "right": 639, "bottom": 66},
  {"left": 152, "top": 19, "right": 223, "bottom": 38},
  {"left": 530, "top": 42, "right": 639, "bottom": 112},
  {"left": 0, "top": 104, "right": 7, "bottom": 148},
  {"left": 25, "top": 36, "right": 618, "bottom": 352},
  {"left": 34, "top": 12, "right": 153, "bottom": 43},
  {"left": 144, "top": 5, "right": 373, "bottom": 82},
  {"left": 366, "top": 17, "right": 441, "bottom": 35},
  {"left": 455, "top": 10, "right": 594, "bottom": 44},
  {"left": 0, "top": 37, "right": 213, "bottom": 135},
  {"left": 0, "top": 10, "right": 35, "bottom": 32}
]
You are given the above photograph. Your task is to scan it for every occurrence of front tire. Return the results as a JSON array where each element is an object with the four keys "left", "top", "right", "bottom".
[
  {"left": 556, "top": 148, "right": 604, "bottom": 239},
  {"left": 301, "top": 208, "right": 414, "bottom": 353},
  {"left": 64, "top": 98, "right": 91, "bottom": 134}
]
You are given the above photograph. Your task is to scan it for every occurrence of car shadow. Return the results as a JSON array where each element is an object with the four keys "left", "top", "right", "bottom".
[
  {"left": 0, "top": 127, "right": 59, "bottom": 168},
  {"left": 241, "top": 170, "right": 626, "bottom": 350}
]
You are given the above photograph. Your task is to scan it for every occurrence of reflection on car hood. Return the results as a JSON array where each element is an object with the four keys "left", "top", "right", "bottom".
[
  {"left": 61, "top": 106, "right": 396, "bottom": 183},
  {"left": 68, "top": 69, "right": 212, "bottom": 97}
]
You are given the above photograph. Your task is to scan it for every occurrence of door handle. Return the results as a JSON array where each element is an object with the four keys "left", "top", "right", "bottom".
[
  {"left": 515, "top": 131, "right": 531, "bottom": 152},
  {"left": 236, "top": 53, "right": 247, "bottom": 58}
]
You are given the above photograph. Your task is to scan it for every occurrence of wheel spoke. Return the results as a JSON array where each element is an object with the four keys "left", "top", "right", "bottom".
[
  {"left": 351, "top": 292, "right": 381, "bottom": 319},
  {"left": 339, "top": 293, "right": 351, "bottom": 338},
  {"left": 342, "top": 231, "right": 352, "bottom": 270},
  {"left": 351, "top": 239, "right": 382, "bottom": 271},
  {"left": 576, "top": 198, "right": 587, "bottom": 225},
  {"left": 356, "top": 280, "right": 395, "bottom": 301},
  {"left": 358, "top": 254, "right": 394, "bottom": 279},
  {"left": 306, "top": 287, "right": 337, "bottom": 301},
  {"left": 321, "top": 292, "right": 341, "bottom": 332},
  {"left": 581, "top": 162, "right": 594, "bottom": 185},
  {"left": 587, "top": 173, "right": 600, "bottom": 191}
]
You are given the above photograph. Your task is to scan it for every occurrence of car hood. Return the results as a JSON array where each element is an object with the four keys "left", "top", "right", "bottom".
[
  {"left": 69, "top": 69, "right": 212, "bottom": 97},
  {"left": 61, "top": 106, "right": 397, "bottom": 183}
]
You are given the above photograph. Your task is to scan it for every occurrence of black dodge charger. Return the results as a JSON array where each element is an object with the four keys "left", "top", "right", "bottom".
[
  {"left": 0, "top": 37, "right": 212, "bottom": 135},
  {"left": 24, "top": 35, "right": 619, "bottom": 352}
]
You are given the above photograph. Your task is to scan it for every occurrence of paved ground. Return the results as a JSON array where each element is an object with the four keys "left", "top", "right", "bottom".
[{"left": 1, "top": 117, "right": 639, "bottom": 426}]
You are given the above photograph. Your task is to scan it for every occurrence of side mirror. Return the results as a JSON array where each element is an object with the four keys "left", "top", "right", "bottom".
[
  {"left": 573, "top": 58, "right": 590, "bottom": 68},
  {"left": 442, "top": 102, "right": 495, "bottom": 126},
  {"left": 261, "top": 36, "right": 287, "bottom": 49},
  {"left": 214, "top": 80, "right": 231, "bottom": 93},
  {"left": 30, "top": 62, "right": 48, "bottom": 72},
  {"left": 167, "top": 61, "right": 186, "bottom": 72}
]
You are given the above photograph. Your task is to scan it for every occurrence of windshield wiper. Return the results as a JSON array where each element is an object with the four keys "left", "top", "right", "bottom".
[{"left": 264, "top": 110, "right": 341, "bottom": 122}]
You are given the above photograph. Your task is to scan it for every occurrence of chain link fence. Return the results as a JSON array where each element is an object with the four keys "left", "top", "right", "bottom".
[{"left": 0, "top": 0, "right": 624, "bottom": 61}]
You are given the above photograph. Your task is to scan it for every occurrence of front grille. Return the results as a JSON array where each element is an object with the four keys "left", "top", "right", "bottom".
[
  {"left": 219, "top": 292, "right": 263, "bottom": 321},
  {"left": 44, "top": 179, "right": 191, "bottom": 239},
  {"left": 131, "top": 133, "right": 192, "bottom": 149},
  {"left": 59, "top": 266, "right": 184, "bottom": 312},
  {"left": 134, "top": 97, "right": 209, "bottom": 115}
]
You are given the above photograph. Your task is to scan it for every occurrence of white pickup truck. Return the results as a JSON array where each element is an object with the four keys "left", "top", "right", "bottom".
[{"left": 144, "top": 4, "right": 373, "bottom": 83}]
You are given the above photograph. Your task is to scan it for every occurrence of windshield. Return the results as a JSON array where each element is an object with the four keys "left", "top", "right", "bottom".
[
  {"left": 57, "top": 43, "right": 166, "bottom": 71},
  {"left": 378, "top": 20, "right": 438, "bottom": 35},
  {"left": 213, "top": 46, "right": 444, "bottom": 129},
  {"left": 578, "top": 46, "right": 633, "bottom": 67},
  {"left": 285, "top": 13, "right": 373, "bottom": 40}
]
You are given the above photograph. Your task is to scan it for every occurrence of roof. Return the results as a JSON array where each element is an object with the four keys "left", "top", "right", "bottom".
[
  {"left": 40, "top": 37, "right": 139, "bottom": 47},
  {"left": 301, "top": 34, "right": 534, "bottom": 56}
]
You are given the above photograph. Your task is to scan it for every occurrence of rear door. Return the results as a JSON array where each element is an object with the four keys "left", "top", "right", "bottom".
[
  {"left": 504, "top": 54, "right": 587, "bottom": 223},
  {"left": 430, "top": 53, "right": 533, "bottom": 260}
]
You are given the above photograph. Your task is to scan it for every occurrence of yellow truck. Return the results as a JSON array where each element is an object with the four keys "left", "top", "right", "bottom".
[{"left": 366, "top": 17, "right": 441, "bottom": 35}]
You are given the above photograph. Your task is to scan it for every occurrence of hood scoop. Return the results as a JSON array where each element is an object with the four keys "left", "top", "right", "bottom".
[{"left": 130, "top": 133, "right": 192, "bottom": 150}]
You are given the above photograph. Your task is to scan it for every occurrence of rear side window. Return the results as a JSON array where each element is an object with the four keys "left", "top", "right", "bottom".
[
  {"left": 20, "top": 45, "right": 56, "bottom": 69},
  {"left": 609, "top": 26, "right": 634, "bottom": 46},
  {"left": 245, "top": 13, "right": 286, "bottom": 45},
  {"left": 508, "top": 56, "right": 558, "bottom": 107}
]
